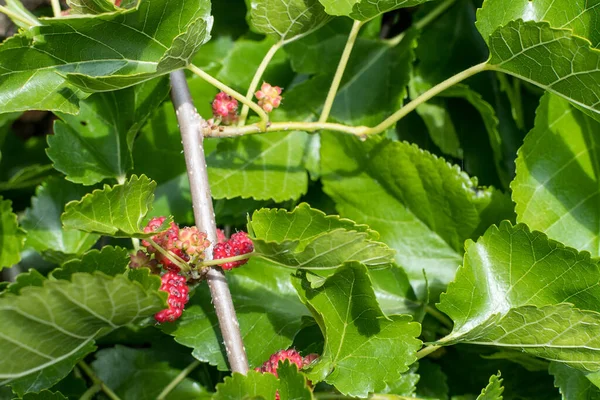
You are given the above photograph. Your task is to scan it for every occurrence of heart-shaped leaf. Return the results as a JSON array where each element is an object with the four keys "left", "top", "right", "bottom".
[
  {"left": 248, "top": 203, "right": 395, "bottom": 270},
  {"left": 0, "top": 0, "right": 212, "bottom": 113},
  {"left": 0, "top": 272, "right": 163, "bottom": 396},
  {"left": 249, "top": 0, "right": 332, "bottom": 44},
  {"left": 513, "top": 92, "right": 600, "bottom": 256},
  {"left": 47, "top": 78, "right": 170, "bottom": 186},
  {"left": 0, "top": 197, "right": 25, "bottom": 270},
  {"left": 292, "top": 262, "right": 422, "bottom": 397},
  {"left": 437, "top": 222, "right": 600, "bottom": 370},
  {"left": 21, "top": 178, "right": 99, "bottom": 262},
  {"left": 61, "top": 175, "right": 161, "bottom": 237}
]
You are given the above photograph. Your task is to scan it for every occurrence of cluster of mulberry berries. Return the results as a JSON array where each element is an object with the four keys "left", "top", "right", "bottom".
[
  {"left": 213, "top": 230, "right": 254, "bottom": 270},
  {"left": 255, "top": 349, "right": 318, "bottom": 399},
  {"left": 255, "top": 82, "right": 283, "bottom": 113},
  {"left": 154, "top": 272, "right": 190, "bottom": 323},
  {"left": 212, "top": 92, "right": 239, "bottom": 125}
]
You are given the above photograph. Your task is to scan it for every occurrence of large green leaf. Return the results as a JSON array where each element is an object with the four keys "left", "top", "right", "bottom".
[
  {"left": 61, "top": 175, "right": 160, "bottom": 237},
  {"left": 249, "top": 0, "right": 331, "bottom": 43},
  {"left": 321, "top": 133, "right": 513, "bottom": 296},
  {"left": 0, "top": 272, "right": 163, "bottom": 395},
  {"left": 161, "top": 258, "right": 310, "bottom": 370},
  {"left": 437, "top": 222, "right": 600, "bottom": 369},
  {"left": 213, "top": 371, "right": 278, "bottom": 400},
  {"left": 292, "top": 263, "right": 422, "bottom": 397},
  {"left": 481, "top": 17, "right": 600, "bottom": 116},
  {"left": 47, "top": 78, "right": 170, "bottom": 185},
  {"left": 248, "top": 203, "right": 395, "bottom": 270},
  {"left": 0, "top": 0, "right": 212, "bottom": 113},
  {"left": 513, "top": 93, "right": 600, "bottom": 256},
  {"left": 207, "top": 131, "right": 310, "bottom": 202},
  {"left": 21, "top": 178, "right": 99, "bottom": 262},
  {"left": 91, "top": 346, "right": 207, "bottom": 400},
  {"left": 317, "top": 0, "right": 434, "bottom": 21},
  {"left": 0, "top": 197, "right": 25, "bottom": 270},
  {"left": 550, "top": 362, "right": 600, "bottom": 400}
]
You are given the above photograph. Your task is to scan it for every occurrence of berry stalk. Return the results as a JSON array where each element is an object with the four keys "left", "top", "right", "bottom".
[{"left": 170, "top": 70, "right": 249, "bottom": 373}]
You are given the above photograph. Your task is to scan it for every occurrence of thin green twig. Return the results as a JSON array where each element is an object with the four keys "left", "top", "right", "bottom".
[
  {"left": 78, "top": 361, "right": 122, "bottom": 400},
  {"left": 50, "top": 0, "right": 62, "bottom": 17},
  {"left": 146, "top": 237, "right": 190, "bottom": 272},
  {"left": 199, "top": 251, "right": 255, "bottom": 267},
  {"left": 238, "top": 41, "right": 284, "bottom": 126},
  {"left": 425, "top": 305, "right": 453, "bottom": 329},
  {"left": 416, "top": 344, "right": 441, "bottom": 360},
  {"left": 319, "top": 20, "right": 364, "bottom": 123},
  {"left": 187, "top": 64, "right": 269, "bottom": 131},
  {"left": 0, "top": 5, "right": 39, "bottom": 26},
  {"left": 157, "top": 360, "right": 201, "bottom": 400}
]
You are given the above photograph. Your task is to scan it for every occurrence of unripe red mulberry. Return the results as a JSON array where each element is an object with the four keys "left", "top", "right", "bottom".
[
  {"left": 213, "top": 231, "right": 254, "bottom": 270},
  {"left": 255, "top": 82, "right": 282, "bottom": 113},
  {"left": 212, "top": 92, "right": 239, "bottom": 125},
  {"left": 176, "top": 226, "right": 211, "bottom": 257},
  {"left": 155, "top": 272, "right": 189, "bottom": 323},
  {"left": 255, "top": 349, "right": 318, "bottom": 400}
]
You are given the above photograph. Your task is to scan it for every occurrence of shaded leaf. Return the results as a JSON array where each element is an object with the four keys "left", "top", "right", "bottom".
[
  {"left": 417, "top": 360, "right": 449, "bottom": 400},
  {"left": 51, "top": 246, "right": 129, "bottom": 281},
  {"left": 214, "top": 370, "right": 278, "bottom": 400},
  {"left": 3, "top": 269, "right": 46, "bottom": 295},
  {"left": 477, "top": 373, "right": 503, "bottom": 400},
  {"left": 277, "top": 361, "right": 314, "bottom": 400},
  {"left": 18, "top": 390, "right": 67, "bottom": 400},
  {"left": 550, "top": 362, "right": 600, "bottom": 400},
  {"left": 248, "top": 203, "right": 395, "bottom": 270},
  {"left": 512, "top": 92, "right": 600, "bottom": 256},
  {"left": 67, "top": 0, "right": 118, "bottom": 14},
  {"left": 292, "top": 262, "right": 422, "bottom": 397},
  {"left": 0, "top": 197, "right": 25, "bottom": 269},
  {"left": 161, "top": 258, "right": 310, "bottom": 370},
  {"left": 61, "top": 175, "right": 160, "bottom": 238},
  {"left": 321, "top": 133, "right": 513, "bottom": 296},
  {"left": 91, "top": 346, "right": 207, "bottom": 400},
  {"left": 0, "top": 272, "right": 163, "bottom": 395},
  {"left": 318, "top": 0, "right": 434, "bottom": 21},
  {"left": 249, "top": 0, "right": 331, "bottom": 43},
  {"left": 21, "top": 178, "right": 99, "bottom": 262},
  {"left": 48, "top": 78, "right": 169, "bottom": 185},
  {"left": 207, "top": 131, "right": 310, "bottom": 202}
]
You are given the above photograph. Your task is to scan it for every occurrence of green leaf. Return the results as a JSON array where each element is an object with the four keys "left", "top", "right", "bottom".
[
  {"left": 321, "top": 133, "right": 513, "bottom": 296},
  {"left": 277, "top": 361, "right": 314, "bottom": 400},
  {"left": 21, "top": 178, "right": 99, "bottom": 262},
  {"left": 3, "top": 269, "right": 46, "bottom": 295},
  {"left": 476, "top": 373, "right": 503, "bottom": 400},
  {"left": 51, "top": 246, "right": 129, "bottom": 280},
  {"left": 416, "top": 360, "right": 449, "bottom": 400},
  {"left": 437, "top": 222, "right": 600, "bottom": 369},
  {"left": 318, "top": 0, "right": 434, "bottom": 21},
  {"left": 482, "top": 18, "right": 600, "bottom": 116},
  {"left": 476, "top": 0, "right": 600, "bottom": 48},
  {"left": 207, "top": 131, "right": 310, "bottom": 202},
  {"left": 0, "top": 272, "right": 164, "bottom": 395},
  {"left": 2, "top": 0, "right": 39, "bottom": 29},
  {"left": 0, "top": 197, "right": 25, "bottom": 269},
  {"left": 0, "top": 0, "right": 212, "bottom": 113},
  {"left": 48, "top": 78, "right": 169, "bottom": 185},
  {"left": 67, "top": 0, "right": 118, "bottom": 15},
  {"left": 512, "top": 92, "right": 600, "bottom": 256},
  {"left": 18, "top": 390, "right": 68, "bottom": 400},
  {"left": 61, "top": 175, "right": 159, "bottom": 238},
  {"left": 161, "top": 258, "right": 310, "bottom": 370},
  {"left": 248, "top": 203, "right": 395, "bottom": 270},
  {"left": 91, "top": 346, "right": 207, "bottom": 400},
  {"left": 0, "top": 165, "right": 55, "bottom": 192},
  {"left": 213, "top": 370, "right": 278, "bottom": 400},
  {"left": 550, "top": 362, "right": 600, "bottom": 400},
  {"left": 249, "top": 0, "right": 331, "bottom": 43},
  {"left": 292, "top": 262, "right": 422, "bottom": 397}
]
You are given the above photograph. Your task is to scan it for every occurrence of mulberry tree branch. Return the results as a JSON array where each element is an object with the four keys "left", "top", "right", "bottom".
[{"left": 170, "top": 69, "right": 249, "bottom": 374}]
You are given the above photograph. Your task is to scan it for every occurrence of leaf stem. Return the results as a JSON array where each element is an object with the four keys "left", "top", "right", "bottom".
[
  {"left": 146, "top": 237, "right": 190, "bottom": 272},
  {"left": 50, "top": 0, "right": 61, "bottom": 17},
  {"left": 157, "top": 359, "right": 201, "bottom": 400},
  {"left": 0, "top": 5, "right": 39, "bottom": 26},
  {"left": 203, "top": 121, "right": 370, "bottom": 138},
  {"left": 78, "top": 361, "right": 122, "bottom": 400},
  {"left": 187, "top": 64, "right": 269, "bottom": 131},
  {"left": 364, "top": 61, "right": 489, "bottom": 134},
  {"left": 170, "top": 70, "right": 249, "bottom": 374},
  {"left": 319, "top": 20, "right": 364, "bottom": 123},
  {"left": 387, "top": 0, "right": 458, "bottom": 46},
  {"left": 416, "top": 344, "right": 441, "bottom": 359},
  {"left": 425, "top": 305, "right": 453, "bottom": 329},
  {"left": 79, "top": 383, "right": 101, "bottom": 400},
  {"left": 199, "top": 251, "right": 255, "bottom": 267},
  {"left": 238, "top": 41, "right": 284, "bottom": 126}
]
